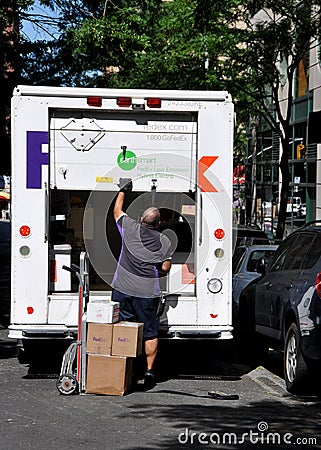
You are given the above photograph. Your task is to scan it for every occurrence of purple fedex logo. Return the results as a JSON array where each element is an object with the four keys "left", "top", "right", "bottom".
[{"left": 27, "top": 131, "right": 49, "bottom": 189}]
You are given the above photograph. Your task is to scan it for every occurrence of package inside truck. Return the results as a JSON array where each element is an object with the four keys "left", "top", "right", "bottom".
[{"left": 50, "top": 189, "right": 195, "bottom": 295}]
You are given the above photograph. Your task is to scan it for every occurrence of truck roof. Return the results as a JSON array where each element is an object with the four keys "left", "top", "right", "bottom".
[{"left": 13, "top": 85, "right": 232, "bottom": 102}]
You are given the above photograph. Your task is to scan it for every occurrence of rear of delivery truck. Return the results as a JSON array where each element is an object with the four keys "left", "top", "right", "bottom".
[{"left": 9, "top": 86, "right": 234, "bottom": 362}]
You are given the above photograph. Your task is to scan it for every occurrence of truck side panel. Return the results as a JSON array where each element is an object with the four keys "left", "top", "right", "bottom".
[
  {"left": 196, "top": 104, "right": 233, "bottom": 327},
  {"left": 11, "top": 96, "right": 49, "bottom": 325}
]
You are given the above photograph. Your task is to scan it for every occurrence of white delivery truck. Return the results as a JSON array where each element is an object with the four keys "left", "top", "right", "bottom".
[{"left": 9, "top": 85, "right": 234, "bottom": 362}]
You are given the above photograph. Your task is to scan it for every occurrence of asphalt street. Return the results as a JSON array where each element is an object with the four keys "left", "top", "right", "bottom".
[
  {"left": 0, "top": 221, "right": 320, "bottom": 449},
  {"left": 0, "top": 330, "right": 321, "bottom": 450}
]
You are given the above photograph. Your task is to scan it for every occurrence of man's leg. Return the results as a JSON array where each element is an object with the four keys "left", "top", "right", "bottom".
[
  {"left": 111, "top": 289, "right": 135, "bottom": 321},
  {"left": 144, "top": 337, "right": 158, "bottom": 389},
  {"left": 132, "top": 297, "right": 159, "bottom": 388},
  {"left": 145, "top": 337, "right": 158, "bottom": 371}
]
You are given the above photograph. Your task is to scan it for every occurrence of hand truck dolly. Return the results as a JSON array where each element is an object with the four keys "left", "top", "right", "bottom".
[{"left": 56, "top": 252, "right": 89, "bottom": 395}]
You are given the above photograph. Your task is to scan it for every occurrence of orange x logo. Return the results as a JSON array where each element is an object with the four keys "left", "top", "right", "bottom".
[{"left": 198, "top": 156, "right": 218, "bottom": 192}]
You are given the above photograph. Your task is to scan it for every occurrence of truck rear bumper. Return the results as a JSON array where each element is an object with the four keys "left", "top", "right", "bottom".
[
  {"left": 159, "top": 326, "right": 233, "bottom": 340},
  {"left": 9, "top": 324, "right": 234, "bottom": 340},
  {"left": 8, "top": 324, "right": 77, "bottom": 340}
]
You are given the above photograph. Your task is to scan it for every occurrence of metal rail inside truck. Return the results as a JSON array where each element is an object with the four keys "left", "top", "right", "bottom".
[{"left": 9, "top": 86, "right": 234, "bottom": 362}]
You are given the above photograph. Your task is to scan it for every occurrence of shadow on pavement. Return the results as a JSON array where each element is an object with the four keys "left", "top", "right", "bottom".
[
  {"left": 23, "top": 340, "right": 71, "bottom": 378},
  {"left": 117, "top": 397, "right": 321, "bottom": 450},
  {"left": 0, "top": 231, "right": 14, "bottom": 359},
  {"left": 0, "top": 249, "right": 10, "bottom": 329},
  {"left": 126, "top": 341, "right": 321, "bottom": 449},
  {"left": 20, "top": 334, "right": 284, "bottom": 384},
  {"left": 155, "top": 339, "right": 255, "bottom": 382},
  {"left": 0, "top": 333, "right": 17, "bottom": 359}
]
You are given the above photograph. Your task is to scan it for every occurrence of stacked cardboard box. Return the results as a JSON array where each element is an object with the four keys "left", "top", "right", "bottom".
[
  {"left": 112, "top": 322, "right": 144, "bottom": 358},
  {"left": 86, "top": 315, "right": 143, "bottom": 396},
  {"left": 87, "top": 299, "right": 120, "bottom": 324},
  {"left": 86, "top": 323, "right": 113, "bottom": 355},
  {"left": 86, "top": 354, "right": 133, "bottom": 396}
]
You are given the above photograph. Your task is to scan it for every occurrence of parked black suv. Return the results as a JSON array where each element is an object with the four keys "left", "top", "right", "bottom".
[{"left": 239, "top": 221, "right": 321, "bottom": 394}]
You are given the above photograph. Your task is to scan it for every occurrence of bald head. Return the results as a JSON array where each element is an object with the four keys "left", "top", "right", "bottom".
[{"left": 141, "top": 207, "right": 160, "bottom": 228}]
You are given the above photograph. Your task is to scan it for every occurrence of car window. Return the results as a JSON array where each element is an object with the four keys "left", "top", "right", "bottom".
[
  {"left": 302, "top": 233, "right": 321, "bottom": 269},
  {"left": 234, "top": 226, "right": 270, "bottom": 247},
  {"left": 246, "top": 249, "right": 276, "bottom": 272},
  {"left": 282, "top": 233, "right": 314, "bottom": 270},
  {"left": 269, "top": 234, "right": 298, "bottom": 272},
  {"left": 232, "top": 247, "right": 246, "bottom": 274}
]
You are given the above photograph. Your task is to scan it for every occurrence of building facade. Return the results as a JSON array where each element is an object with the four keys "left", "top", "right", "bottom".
[{"left": 246, "top": 22, "right": 321, "bottom": 227}]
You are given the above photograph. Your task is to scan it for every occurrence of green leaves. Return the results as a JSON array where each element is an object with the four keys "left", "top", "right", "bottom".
[{"left": 4, "top": 0, "right": 321, "bottom": 227}]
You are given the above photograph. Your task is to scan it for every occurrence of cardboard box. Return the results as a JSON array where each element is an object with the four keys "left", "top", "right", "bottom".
[
  {"left": 86, "top": 354, "right": 132, "bottom": 396},
  {"left": 86, "top": 323, "right": 113, "bottom": 355},
  {"left": 87, "top": 300, "right": 120, "bottom": 324},
  {"left": 181, "top": 204, "right": 195, "bottom": 216},
  {"left": 112, "top": 322, "right": 144, "bottom": 357}
]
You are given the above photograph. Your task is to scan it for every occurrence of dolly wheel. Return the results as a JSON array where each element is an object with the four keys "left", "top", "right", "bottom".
[{"left": 56, "top": 374, "right": 78, "bottom": 395}]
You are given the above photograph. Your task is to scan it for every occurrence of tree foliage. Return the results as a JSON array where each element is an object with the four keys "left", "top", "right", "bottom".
[
  {"left": 226, "top": 1, "right": 321, "bottom": 237},
  {"left": 9, "top": 0, "right": 248, "bottom": 161},
  {"left": 3, "top": 1, "right": 321, "bottom": 238},
  {"left": 0, "top": 1, "right": 28, "bottom": 173}
]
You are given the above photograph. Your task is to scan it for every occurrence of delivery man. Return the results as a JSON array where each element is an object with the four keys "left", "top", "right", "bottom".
[{"left": 111, "top": 178, "right": 172, "bottom": 389}]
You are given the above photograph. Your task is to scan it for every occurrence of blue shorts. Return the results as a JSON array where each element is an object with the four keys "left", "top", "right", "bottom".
[{"left": 111, "top": 289, "right": 160, "bottom": 339}]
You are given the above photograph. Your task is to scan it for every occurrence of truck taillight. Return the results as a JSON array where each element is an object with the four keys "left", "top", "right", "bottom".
[
  {"left": 117, "top": 97, "right": 132, "bottom": 107},
  {"left": 20, "top": 225, "right": 31, "bottom": 237},
  {"left": 214, "top": 228, "right": 225, "bottom": 240},
  {"left": 87, "top": 96, "right": 102, "bottom": 107},
  {"left": 316, "top": 273, "right": 321, "bottom": 298},
  {"left": 146, "top": 98, "right": 161, "bottom": 108}
]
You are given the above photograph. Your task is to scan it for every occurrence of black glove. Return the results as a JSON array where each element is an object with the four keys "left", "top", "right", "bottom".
[{"left": 118, "top": 178, "right": 133, "bottom": 193}]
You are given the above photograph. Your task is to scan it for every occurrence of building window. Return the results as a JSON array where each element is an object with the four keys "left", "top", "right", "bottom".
[
  {"left": 295, "top": 52, "right": 309, "bottom": 98},
  {"left": 318, "top": 39, "right": 321, "bottom": 66},
  {"left": 280, "top": 56, "right": 288, "bottom": 87}
]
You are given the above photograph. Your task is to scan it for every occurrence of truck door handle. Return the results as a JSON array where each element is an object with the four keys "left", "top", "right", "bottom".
[
  {"left": 44, "top": 182, "right": 48, "bottom": 243},
  {"left": 198, "top": 188, "right": 203, "bottom": 245},
  {"left": 286, "top": 283, "right": 293, "bottom": 290},
  {"left": 265, "top": 281, "right": 272, "bottom": 289}
]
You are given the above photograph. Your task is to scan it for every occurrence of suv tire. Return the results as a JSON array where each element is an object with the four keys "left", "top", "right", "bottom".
[{"left": 284, "top": 323, "right": 309, "bottom": 394}]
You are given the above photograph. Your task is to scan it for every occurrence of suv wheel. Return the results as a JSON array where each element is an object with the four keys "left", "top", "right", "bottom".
[{"left": 284, "top": 323, "right": 309, "bottom": 394}]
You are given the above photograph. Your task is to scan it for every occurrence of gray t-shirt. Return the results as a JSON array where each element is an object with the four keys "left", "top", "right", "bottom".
[{"left": 111, "top": 214, "right": 172, "bottom": 297}]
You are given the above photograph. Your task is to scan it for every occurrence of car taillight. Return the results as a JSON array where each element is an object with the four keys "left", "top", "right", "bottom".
[{"left": 316, "top": 273, "right": 321, "bottom": 298}]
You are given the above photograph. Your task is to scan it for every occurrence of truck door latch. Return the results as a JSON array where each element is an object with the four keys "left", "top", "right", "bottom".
[{"left": 121, "top": 146, "right": 127, "bottom": 160}]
